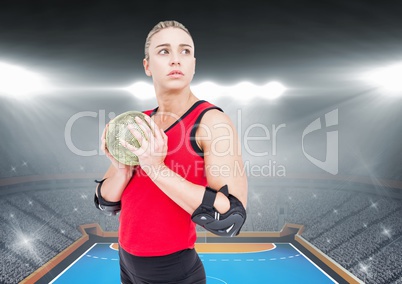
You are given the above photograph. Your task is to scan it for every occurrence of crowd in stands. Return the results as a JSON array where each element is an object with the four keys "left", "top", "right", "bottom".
[
  {"left": 350, "top": 236, "right": 402, "bottom": 284},
  {"left": 309, "top": 197, "right": 401, "bottom": 253},
  {"left": 283, "top": 186, "right": 354, "bottom": 228},
  {"left": 0, "top": 247, "right": 34, "bottom": 284},
  {"left": 0, "top": 150, "right": 109, "bottom": 179},
  {"left": 245, "top": 186, "right": 281, "bottom": 231},
  {"left": 0, "top": 179, "right": 401, "bottom": 283},
  {"left": 329, "top": 211, "right": 402, "bottom": 267}
]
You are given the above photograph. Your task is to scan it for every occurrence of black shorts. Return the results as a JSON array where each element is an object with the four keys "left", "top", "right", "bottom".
[{"left": 119, "top": 246, "right": 206, "bottom": 284}]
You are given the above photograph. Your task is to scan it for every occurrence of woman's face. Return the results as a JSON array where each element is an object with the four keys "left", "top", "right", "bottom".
[{"left": 144, "top": 27, "right": 196, "bottom": 92}]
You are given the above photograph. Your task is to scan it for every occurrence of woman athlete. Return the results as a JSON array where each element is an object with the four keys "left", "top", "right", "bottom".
[{"left": 95, "top": 20, "right": 248, "bottom": 284}]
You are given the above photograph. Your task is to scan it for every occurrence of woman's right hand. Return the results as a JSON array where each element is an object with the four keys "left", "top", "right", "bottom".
[
  {"left": 98, "top": 123, "right": 134, "bottom": 203},
  {"left": 101, "top": 123, "right": 134, "bottom": 174}
]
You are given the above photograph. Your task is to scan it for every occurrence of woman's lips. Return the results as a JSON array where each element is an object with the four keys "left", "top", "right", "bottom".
[{"left": 168, "top": 70, "right": 184, "bottom": 78}]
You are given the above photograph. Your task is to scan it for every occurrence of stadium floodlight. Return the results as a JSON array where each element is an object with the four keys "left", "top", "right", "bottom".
[
  {"left": 218, "top": 81, "right": 286, "bottom": 102},
  {"left": 363, "top": 63, "right": 402, "bottom": 94},
  {"left": 231, "top": 81, "right": 259, "bottom": 102},
  {"left": 0, "top": 62, "right": 50, "bottom": 98},
  {"left": 192, "top": 81, "right": 224, "bottom": 102},
  {"left": 264, "top": 81, "right": 287, "bottom": 100},
  {"left": 123, "top": 80, "right": 286, "bottom": 102},
  {"left": 122, "top": 81, "right": 155, "bottom": 100}
]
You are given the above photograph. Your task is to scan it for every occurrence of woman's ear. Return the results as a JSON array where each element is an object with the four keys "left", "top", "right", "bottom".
[{"left": 143, "top": 58, "right": 152, "bottom": 76}]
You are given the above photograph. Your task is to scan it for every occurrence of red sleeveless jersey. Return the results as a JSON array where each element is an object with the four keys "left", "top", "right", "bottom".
[{"left": 119, "top": 100, "right": 222, "bottom": 256}]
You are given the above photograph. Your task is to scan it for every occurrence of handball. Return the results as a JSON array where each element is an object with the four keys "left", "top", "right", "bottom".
[{"left": 106, "top": 110, "right": 151, "bottom": 166}]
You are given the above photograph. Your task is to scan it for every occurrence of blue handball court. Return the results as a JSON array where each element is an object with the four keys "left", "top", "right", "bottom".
[
  {"left": 50, "top": 242, "right": 337, "bottom": 284},
  {"left": 24, "top": 224, "right": 362, "bottom": 284}
]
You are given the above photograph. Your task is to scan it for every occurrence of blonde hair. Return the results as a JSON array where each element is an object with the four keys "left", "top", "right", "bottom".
[{"left": 144, "top": 20, "right": 192, "bottom": 61}]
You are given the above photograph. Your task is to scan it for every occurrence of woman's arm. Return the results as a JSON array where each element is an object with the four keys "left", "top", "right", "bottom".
[
  {"left": 198, "top": 109, "right": 248, "bottom": 208},
  {"left": 122, "top": 110, "right": 247, "bottom": 215},
  {"left": 95, "top": 124, "right": 133, "bottom": 203}
]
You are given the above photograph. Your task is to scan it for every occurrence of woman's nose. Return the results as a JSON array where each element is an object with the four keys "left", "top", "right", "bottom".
[{"left": 169, "top": 53, "right": 180, "bottom": 65}]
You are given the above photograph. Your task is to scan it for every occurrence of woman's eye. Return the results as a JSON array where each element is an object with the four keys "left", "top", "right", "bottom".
[
  {"left": 159, "top": 49, "right": 169, "bottom": 55},
  {"left": 181, "top": 49, "right": 191, "bottom": 54}
]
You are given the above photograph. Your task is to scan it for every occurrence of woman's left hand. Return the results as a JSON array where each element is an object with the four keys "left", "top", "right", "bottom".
[{"left": 120, "top": 115, "right": 168, "bottom": 176}]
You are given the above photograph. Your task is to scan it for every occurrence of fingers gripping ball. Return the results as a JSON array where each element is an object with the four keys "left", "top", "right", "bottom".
[{"left": 106, "top": 111, "right": 151, "bottom": 166}]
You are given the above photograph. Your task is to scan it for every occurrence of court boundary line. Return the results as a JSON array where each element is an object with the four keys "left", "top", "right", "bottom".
[
  {"left": 48, "top": 243, "right": 98, "bottom": 284},
  {"left": 294, "top": 234, "right": 364, "bottom": 284},
  {"left": 289, "top": 243, "right": 338, "bottom": 284}
]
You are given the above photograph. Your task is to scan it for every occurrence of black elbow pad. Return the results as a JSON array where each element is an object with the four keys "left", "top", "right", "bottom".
[
  {"left": 94, "top": 179, "right": 121, "bottom": 216},
  {"left": 191, "top": 185, "right": 246, "bottom": 237}
]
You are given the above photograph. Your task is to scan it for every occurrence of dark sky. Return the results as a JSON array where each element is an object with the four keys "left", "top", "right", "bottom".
[{"left": 1, "top": 0, "right": 402, "bottom": 86}]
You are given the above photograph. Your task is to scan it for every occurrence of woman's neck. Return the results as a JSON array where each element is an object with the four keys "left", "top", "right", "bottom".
[{"left": 155, "top": 88, "right": 199, "bottom": 121}]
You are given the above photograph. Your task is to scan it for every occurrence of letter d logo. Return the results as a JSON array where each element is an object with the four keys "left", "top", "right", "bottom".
[{"left": 302, "top": 109, "right": 338, "bottom": 175}]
